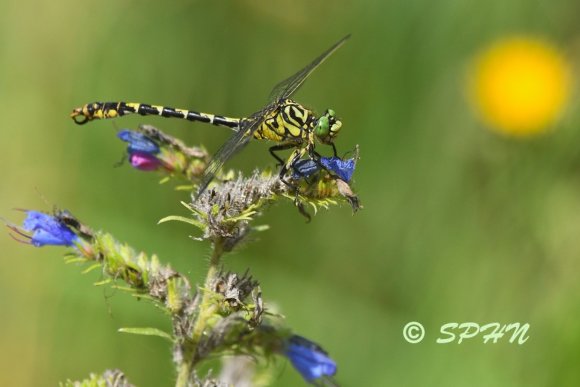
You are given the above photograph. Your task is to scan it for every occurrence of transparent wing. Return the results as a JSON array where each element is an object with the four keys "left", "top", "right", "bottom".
[
  {"left": 196, "top": 116, "right": 263, "bottom": 197},
  {"left": 268, "top": 34, "right": 350, "bottom": 102}
]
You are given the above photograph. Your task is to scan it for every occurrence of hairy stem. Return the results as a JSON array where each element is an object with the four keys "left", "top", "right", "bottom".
[
  {"left": 175, "top": 360, "right": 192, "bottom": 387},
  {"left": 191, "top": 241, "right": 222, "bottom": 343},
  {"left": 176, "top": 238, "right": 224, "bottom": 385}
]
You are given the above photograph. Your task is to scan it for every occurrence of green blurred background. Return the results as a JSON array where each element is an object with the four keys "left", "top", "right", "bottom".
[{"left": 2, "top": 0, "right": 580, "bottom": 385}]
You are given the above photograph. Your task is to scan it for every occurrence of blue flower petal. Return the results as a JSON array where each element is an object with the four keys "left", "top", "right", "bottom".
[
  {"left": 30, "top": 229, "right": 76, "bottom": 247},
  {"left": 23, "top": 211, "right": 57, "bottom": 231},
  {"left": 285, "top": 335, "right": 337, "bottom": 382},
  {"left": 22, "top": 211, "right": 78, "bottom": 247},
  {"left": 118, "top": 130, "right": 160, "bottom": 154}
]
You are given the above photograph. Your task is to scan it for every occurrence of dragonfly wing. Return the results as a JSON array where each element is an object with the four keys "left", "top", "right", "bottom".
[
  {"left": 196, "top": 117, "right": 262, "bottom": 197},
  {"left": 195, "top": 35, "right": 350, "bottom": 197},
  {"left": 267, "top": 34, "right": 350, "bottom": 102}
]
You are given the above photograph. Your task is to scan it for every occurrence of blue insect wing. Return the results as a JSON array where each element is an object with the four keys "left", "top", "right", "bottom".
[
  {"left": 320, "top": 157, "right": 355, "bottom": 182},
  {"left": 117, "top": 130, "right": 160, "bottom": 154}
]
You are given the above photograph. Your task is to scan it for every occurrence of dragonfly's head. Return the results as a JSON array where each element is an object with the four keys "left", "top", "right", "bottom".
[{"left": 315, "top": 109, "right": 342, "bottom": 144}]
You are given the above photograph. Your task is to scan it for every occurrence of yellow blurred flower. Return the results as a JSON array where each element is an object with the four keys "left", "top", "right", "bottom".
[{"left": 469, "top": 37, "right": 572, "bottom": 136}]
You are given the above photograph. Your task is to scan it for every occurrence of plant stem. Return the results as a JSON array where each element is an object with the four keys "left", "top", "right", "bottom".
[
  {"left": 175, "top": 360, "right": 192, "bottom": 387},
  {"left": 175, "top": 239, "right": 224, "bottom": 386},
  {"left": 191, "top": 241, "right": 222, "bottom": 343}
]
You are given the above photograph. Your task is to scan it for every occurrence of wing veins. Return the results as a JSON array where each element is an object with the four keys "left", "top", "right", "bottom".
[
  {"left": 196, "top": 117, "right": 263, "bottom": 197},
  {"left": 268, "top": 34, "right": 351, "bottom": 102}
]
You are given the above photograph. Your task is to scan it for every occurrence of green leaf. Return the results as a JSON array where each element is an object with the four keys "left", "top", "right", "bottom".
[
  {"left": 158, "top": 215, "right": 204, "bottom": 229},
  {"left": 109, "top": 285, "right": 138, "bottom": 293},
  {"left": 93, "top": 278, "right": 112, "bottom": 286},
  {"left": 64, "top": 257, "right": 88, "bottom": 264},
  {"left": 175, "top": 184, "right": 194, "bottom": 191},
  {"left": 118, "top": 327, "right": 174, "bottom": 343},
  {"left": 81, "top": 263, "right": 102, "bottom": 274},
  {"left": 252, "top": 224, "right": 270, "bottom": 232}
]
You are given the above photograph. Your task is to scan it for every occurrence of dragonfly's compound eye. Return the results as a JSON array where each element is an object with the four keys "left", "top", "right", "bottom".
[
  {"left": 327, "top": 109, "right": 341, "bottom": 138},
  {"left": 316, "top": 109, "right": 342, "bottom": 143},
  {"left": 315, "top": 115, "right": 330, "bottom": 139}
]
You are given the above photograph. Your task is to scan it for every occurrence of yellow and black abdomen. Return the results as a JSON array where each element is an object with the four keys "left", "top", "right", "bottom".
[
  {"left": 254, "top": 99, "right": 313, "bottom": 142},
  {"left": 71, "top": 101, "right": 241, "bottom": 129}
]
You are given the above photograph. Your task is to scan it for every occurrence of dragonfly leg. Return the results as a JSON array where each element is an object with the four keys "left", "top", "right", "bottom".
[
  {"left": 280, "top": 148, "right": 306, "bottom": 179},
  {"left": 275, "top": 148, "right": 311, "bottom": 221},
  {"left": 283, "top": 181, "right": 313, "bottom": 223},
  {"left": 269, "top": 142, "right": 298, "bottom": 167},
  {"left": 295, "top": 198, "right": 312, "bottom": 222},
  {"left": 330, "top": 142, "right": 338, "bottom": 158}
]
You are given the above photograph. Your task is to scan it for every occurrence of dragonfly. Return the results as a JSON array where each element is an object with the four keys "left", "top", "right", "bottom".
[{"left": 71, "top": 35, "right": 350, "bottom": 195}]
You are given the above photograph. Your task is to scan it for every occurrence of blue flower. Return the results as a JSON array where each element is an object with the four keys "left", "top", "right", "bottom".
[
  {"left": 128, "top": 151, "right": 164, "bottom": 171},
  {"left": 285, "top": 335, "right": 337, "bottom": 383},
  {"left": 117, "top": 130, "right": 165, "bottom": 171},
  {"left": 19, "top": 211, "right": 78, "bottom": 247}
]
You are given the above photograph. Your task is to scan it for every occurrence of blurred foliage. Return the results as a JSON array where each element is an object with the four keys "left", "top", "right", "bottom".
[{"left": 2, "top": 0, "right": 580, "bottom": 386}]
